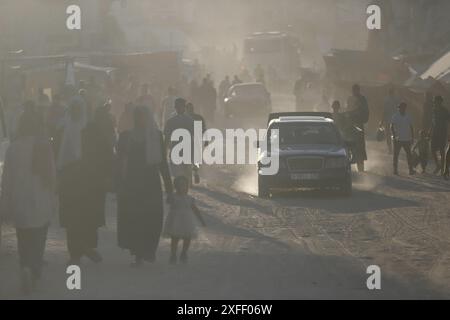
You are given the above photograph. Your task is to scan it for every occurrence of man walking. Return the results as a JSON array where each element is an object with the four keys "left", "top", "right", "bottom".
[
  {"left": 430, "top": 96, "right": 450, "bottom": 175},
  {"left": 382, "top": 87, "right": 401, "bottom": 154},
  {"left": 347, "top": 84, "right": 370, "bottom": 172},
  {"left": 391, "top": 102, "right": 415, "bottom": 175}
]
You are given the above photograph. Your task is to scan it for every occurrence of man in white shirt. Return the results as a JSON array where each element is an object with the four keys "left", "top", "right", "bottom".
[{"left": 390, "top": 102, "right": 415, "bottom": 175}]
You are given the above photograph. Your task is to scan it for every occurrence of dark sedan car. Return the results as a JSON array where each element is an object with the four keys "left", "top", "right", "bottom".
[
  {"left": 257, "top": 112, "right": 352, "bottom": 197},
  {"left": 223, "top": 82, "right": 271, "bottom": 118}
]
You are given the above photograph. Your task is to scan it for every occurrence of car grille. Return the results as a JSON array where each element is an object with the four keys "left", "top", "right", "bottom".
[{"left": 287, "top": 157, "right": 324, "bottom": 172}]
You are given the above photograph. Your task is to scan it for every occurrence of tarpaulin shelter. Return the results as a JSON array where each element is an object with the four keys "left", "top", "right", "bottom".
[
  {"left": 420, "top": 50, "right": 450, "bottom": 84},
  {"left": 404, "top": 50, "right": 450, "bottom": 118},
  {"left": 89, "top": 51, "right": 181, "bottom": 88},
  {"left": 1, "top": 55, "right": 115, "bottom": 100},
  {"left": 324, "top": 49, "right": 410, "bottom": 86}
]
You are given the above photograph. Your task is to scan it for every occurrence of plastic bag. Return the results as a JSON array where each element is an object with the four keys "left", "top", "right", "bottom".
[{"left": 376, "top": 126, "right": 386, "bottom": 142}]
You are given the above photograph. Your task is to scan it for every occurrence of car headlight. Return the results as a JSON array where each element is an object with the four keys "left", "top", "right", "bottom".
[
  {"left": 259, "top": 158, "right": 286, "bottom": 169},
  {"left": 325, "top": 157, "right": 347, "bottom": 168}
]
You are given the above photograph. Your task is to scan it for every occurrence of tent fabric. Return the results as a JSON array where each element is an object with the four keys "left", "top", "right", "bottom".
[{"left": 420, "top": 51, "right": 450, "bottom": 82}]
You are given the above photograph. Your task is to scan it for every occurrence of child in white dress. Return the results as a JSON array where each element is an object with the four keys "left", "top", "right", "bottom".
[{"left": 164, "top": 176, "right": 206, "bottom": 264}]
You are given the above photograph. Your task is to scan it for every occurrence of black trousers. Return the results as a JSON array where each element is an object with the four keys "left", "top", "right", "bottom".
[
  {"left": 419, "top": 154, "right": 428, "bottom": 171},
  {"left": 66, "top": 226, "right": 98, "bottom": 260},
  {"left": 393, "top": 140, "right": 413, "bottom": 172},
  {"left": 16, "top": 225, "right": 48, "bottom": 279}
]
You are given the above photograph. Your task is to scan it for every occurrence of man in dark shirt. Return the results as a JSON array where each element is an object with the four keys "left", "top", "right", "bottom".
[
  {"left": 430, "top": 96, "right": 450, "bottom": 175},
  {"left": 186, "top": 102, "right": 206, "bottom": 132},
  {"left": 347, "top": 84, "right": 369, "bottom": 172}
]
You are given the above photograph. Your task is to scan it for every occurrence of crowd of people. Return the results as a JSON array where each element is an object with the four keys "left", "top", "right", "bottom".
[
  {"left": 330, "top": 84, "right": 450, "bottom": 178},
  {"left": 381, "top": 88, "right": 450, "bottom": 177},
  {"left": 0, "top": 76, "right": 214, "bottom": 295}
]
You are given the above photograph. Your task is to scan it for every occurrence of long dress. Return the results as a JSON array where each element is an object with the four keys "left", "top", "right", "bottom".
[
  {"left": 59, "top": 121, "right": 114, "bottom": 260},
  {"left": 117, "top": 130, "right": 173, "bottom": 261},
  {"left": 80, "top": 121, "right": 114, "bottom": 229}
]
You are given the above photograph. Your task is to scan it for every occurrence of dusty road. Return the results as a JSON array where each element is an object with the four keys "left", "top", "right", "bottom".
[{"left": 1, "top": 96, "right": 450, "bottom": 299}]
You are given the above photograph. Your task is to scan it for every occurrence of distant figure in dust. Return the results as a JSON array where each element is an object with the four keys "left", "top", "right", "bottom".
[
  {"left": 163, "top": 176, "right": 206, "bottom": 264},
  {"left": 381, "top": 87, "right": 401, "bottom": 154},
  {"left": 430, "top": 96, "right": 450, "bottom": 175},
  {"left": 161, "top": 87, "right": 178, "bottom": 129},
  {"left": 218, "top": 76, "right": 231, "bottom": 109},
  {"left": 346, "top": 84, "right": 369, "bottom": 172},
  {"left": 117, "top": 105, "right": 173, "bottom": 267},
  {"left": 199, "top": 78, "right": 217, "bottom": 123},
  {"left": 164, "top": 98, "right": 195, "bottom": 185},
  {"left": 231, "top": 75, "right": 242, "bottom": 86},
  {"left": 37, "top": 87, "right": 51, "bottom": 116},
  {"left": 1, "top": 110, "right": 56, "bottom": 295},
  {"left": 390, "top": 102, "right": 415, "bottom": 176},
  {"left": 186, "top": 102, "right": 206, "bottom": 132},
  {"left": 138, "top": 83, "right": 156, "bottom": 113},
  {"left": 118, "top": 102, "right": 135, "bottom": 134},
  {"left": 239, "top": 67, "right": 252, "bottom": 83}
]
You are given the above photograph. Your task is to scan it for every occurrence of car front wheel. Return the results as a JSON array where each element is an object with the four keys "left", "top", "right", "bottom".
[
  {"left": 258, "top": 174, "right": 270, "bottom": 198},
  {"left": 339, "top": 176, "right": 352, "bottom": 197}
]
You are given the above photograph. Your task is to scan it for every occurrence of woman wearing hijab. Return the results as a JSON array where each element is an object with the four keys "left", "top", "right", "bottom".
[
  {"left": 57, "top": 101, "right": 91, "bottom": 265},
  {"left": 117, "top": 105, "right": 173, "bottom": 267},
  {"left": 0, "top": 110, "right": 57, "bottom": 295},
  {"left": 74, "top": 103, "right": 116, "bottom": 264}
]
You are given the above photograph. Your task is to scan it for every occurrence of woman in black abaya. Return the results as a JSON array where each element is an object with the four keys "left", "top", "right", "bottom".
[{"left": 117, "top": 105, "right": 173, "bottom": 266}]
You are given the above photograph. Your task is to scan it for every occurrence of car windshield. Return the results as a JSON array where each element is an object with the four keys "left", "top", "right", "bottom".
[{"left": 269, "top": 122, "right": 340, "bottom": 145}]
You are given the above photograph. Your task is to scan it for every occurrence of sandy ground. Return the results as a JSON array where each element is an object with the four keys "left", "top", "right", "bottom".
[{"left": 1, "top": 95, "right": 450, "bottom": 299}]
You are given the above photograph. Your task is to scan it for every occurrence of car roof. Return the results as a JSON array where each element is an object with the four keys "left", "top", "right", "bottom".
[{"left": 269, "top": 116, "right": 334, "bottom": 126}]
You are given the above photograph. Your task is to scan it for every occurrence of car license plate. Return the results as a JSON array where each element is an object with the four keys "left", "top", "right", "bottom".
[{"left": 291, "top": 173, "right": 319, "bottom": 180}]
